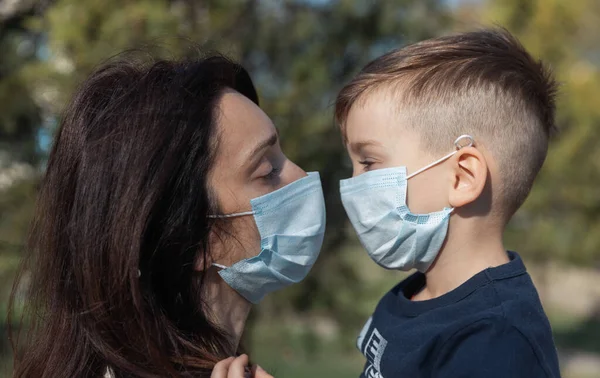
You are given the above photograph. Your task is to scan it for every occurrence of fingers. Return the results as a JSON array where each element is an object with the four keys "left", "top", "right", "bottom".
[
  {"left": 211, "top": 357, "right": 235, "bottom": 378},
  {"left": 227, "top": 354, "right": 249, "bottom": 378},
  {"left": 210, "top": 355, "right": 256, "bottom": 378},
  {"left": 252, "top": 364, "right": 274, "bottom": 378}
]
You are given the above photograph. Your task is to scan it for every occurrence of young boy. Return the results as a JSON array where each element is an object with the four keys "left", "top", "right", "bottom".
[{"left": 336, "top": 29, "right": 561, "bottom": 378}]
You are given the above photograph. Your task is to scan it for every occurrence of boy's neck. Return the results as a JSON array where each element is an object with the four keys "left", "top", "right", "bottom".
[{"left": 413, "top": 219, "right": 509, "bottom": 301}]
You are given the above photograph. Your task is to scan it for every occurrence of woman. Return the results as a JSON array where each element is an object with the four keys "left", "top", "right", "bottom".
[{"left": 9, "top": 54, "right": 326, "bottom": 377}]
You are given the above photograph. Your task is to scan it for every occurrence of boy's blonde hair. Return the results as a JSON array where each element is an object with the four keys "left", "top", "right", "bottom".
[{"left": 335, "top": 28, "right": 557, "bottom": 219}]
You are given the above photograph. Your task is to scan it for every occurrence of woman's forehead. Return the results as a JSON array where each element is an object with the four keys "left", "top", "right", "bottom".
[{"left": 214, "top": 91, "right": 276, "bottom": 166}]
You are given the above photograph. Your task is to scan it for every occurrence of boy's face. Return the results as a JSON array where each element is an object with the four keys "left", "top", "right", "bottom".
[{"left": 344, "top": 90, "right": 453, "bottom": 214}]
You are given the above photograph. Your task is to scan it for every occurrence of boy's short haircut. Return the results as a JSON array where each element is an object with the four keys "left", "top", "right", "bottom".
[{"left": 335, "top": 28, "right": 557, "bottom": 219}]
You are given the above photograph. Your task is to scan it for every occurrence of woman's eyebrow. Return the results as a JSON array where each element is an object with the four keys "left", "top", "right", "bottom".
[{"left": 245, "top": 131, "right": 278, "bottom": 167}]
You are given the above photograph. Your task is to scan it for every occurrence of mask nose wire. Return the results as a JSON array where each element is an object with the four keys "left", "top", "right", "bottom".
[{"left": 406, "top": 135, "right": 474, "bottom": 180}]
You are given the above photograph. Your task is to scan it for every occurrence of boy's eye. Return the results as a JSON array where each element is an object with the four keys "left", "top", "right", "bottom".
[{"left": 358, "top": 159, "right": 376, "bottom": 171}]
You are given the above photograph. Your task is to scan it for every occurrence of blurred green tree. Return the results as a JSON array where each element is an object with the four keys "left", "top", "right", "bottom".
[
  {"left": 0, "top": 1, "right": 43, "bottom": 371},
  {"left": 0, "top": 3, "right": 41, "bottom": 163}
]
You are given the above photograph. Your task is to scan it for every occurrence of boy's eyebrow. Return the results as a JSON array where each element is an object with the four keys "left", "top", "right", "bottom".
[{"left": 349, "top": 139, "right": 383, "bottom": 154}]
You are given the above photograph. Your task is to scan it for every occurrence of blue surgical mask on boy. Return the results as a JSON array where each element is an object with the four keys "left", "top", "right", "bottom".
[
  {"left": 339, "top": 135, "right": 474, "bottom": 272},
  {"left": 210, "top": 172, "right": 326, "bottom": 304}
]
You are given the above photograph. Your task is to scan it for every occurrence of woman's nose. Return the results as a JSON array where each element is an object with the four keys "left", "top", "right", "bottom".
[{"left": 284, "top": 159, "right": 307, "bottom": 185}]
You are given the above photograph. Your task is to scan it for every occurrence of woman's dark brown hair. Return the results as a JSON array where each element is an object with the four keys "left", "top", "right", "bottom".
[{"left": 8, "top": 53, "right": 259, "bottom": 377}]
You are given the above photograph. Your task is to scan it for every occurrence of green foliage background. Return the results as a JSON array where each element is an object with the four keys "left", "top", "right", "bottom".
[{"left": 1, "top": 1, "right": 599, "bottom": 377}]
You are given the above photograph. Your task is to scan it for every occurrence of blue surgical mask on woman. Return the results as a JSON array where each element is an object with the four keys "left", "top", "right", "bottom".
[
  {"left": 210, "top": 172, "right": 326, "bottom": 304},
  {"left": 339, "top": 135, "right": 474, "bottom": 272}
]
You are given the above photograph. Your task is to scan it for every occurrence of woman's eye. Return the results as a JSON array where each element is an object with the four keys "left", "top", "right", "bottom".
[{"left": 263, "top": 165, "right": 281, "bottom": 180}]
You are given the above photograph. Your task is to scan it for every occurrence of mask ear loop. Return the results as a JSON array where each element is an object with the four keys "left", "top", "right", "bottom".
[
  {"left": 454, "top": 134, "right": 474, "bottom": 149},
  {"left": 406, "top": 134, "right": 475, "bottom": 214},
  {"left": 207, "top": 211, "right": 255, "bottom": 269},
  {"left": 208, "top": 211, "right": 255, "bottom": 219},
  {"left": 406, "top": 134, "right": 474, "bottom": 180}
]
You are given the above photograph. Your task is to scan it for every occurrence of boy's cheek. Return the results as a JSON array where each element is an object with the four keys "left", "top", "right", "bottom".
[{"left": 406, "top": 175, "right": 450, "bottom": 213}]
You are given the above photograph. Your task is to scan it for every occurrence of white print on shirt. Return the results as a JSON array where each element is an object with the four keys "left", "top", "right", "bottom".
[
  {"left": 358, "top": 318, "right": 388, "bottom": 378},
  {"left": 357, "top": 317, "right": 373, "bottom": 350},
  {"left": 365, "top": 364, "right": 384, "bottom": 378}
]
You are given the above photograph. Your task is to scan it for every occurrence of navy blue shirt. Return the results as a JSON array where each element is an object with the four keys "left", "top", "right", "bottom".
[{"left": 357, "top": 252, "right": 560, "bottom": 378}]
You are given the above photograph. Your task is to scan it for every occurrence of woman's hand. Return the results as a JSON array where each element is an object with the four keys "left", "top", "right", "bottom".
[
  {"left": 251, "top": 364, "right": 274, "bottom": 378},
  {"left": 211, "top": 355, "right": 274, "bottom": 378}
]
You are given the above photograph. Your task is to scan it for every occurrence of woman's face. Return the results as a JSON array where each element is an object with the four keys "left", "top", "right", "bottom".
[{"left": 207, "top": 89, "right": 306, "bottom": 266}]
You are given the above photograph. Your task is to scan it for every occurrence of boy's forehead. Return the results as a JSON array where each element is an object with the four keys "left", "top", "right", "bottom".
[{"left": 345, "top": 89, "right": 412, "bottom": 145}]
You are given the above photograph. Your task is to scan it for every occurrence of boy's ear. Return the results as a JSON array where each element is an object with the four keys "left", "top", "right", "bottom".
[{"left": 448, "top": 146, "right": 487, "bottom": 208}]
